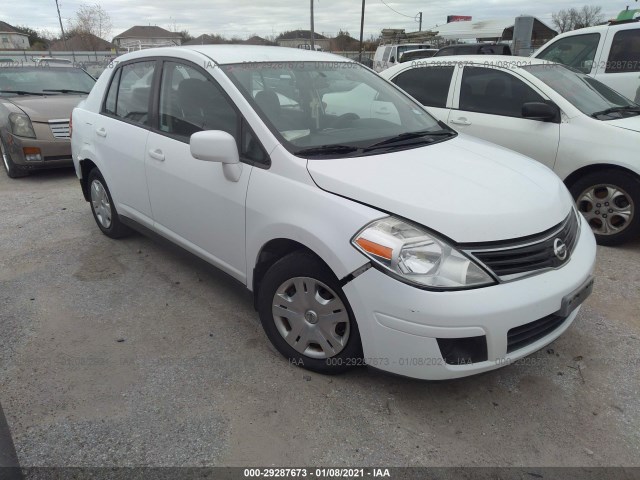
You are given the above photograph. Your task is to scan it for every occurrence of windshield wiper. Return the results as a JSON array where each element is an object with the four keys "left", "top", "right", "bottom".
[
  {"left": 295, "top": 145, "right": 360, "bottom": 156},
  {"left": 363, "top": 129, "right": 455, "bottom": 152},
  {"left": 0, "top": 90, "right": 46, "bottom": 96},
  {"left": 43, "top": 89, "right": 90, "bottom": 94},
  {"left": 591, "top": 105, "right": 640, "bottom": 118}
]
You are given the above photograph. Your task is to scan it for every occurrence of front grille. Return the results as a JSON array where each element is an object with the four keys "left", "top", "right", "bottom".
[
  {"left": 507, "top": 313, "right": 568, "bottom": 353},
  {"left": 466, "top": 211, "right": 580, "bottom": 280},
  {"left": 49, "top": 119, "right": 70, "bottom": 139}
]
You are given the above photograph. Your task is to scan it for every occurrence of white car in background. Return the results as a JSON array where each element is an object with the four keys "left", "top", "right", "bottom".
[
  {"left": 71, "top": 46, "right": 595, "bottom": 380},
  {"left": 533, "top": 17, "right": 640, "bottom": 103},
  {"left": 382, "top": 55, "right": 640, "bottom": 245}
]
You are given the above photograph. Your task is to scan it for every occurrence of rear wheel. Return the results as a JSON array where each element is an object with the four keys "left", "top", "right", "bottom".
[
  {"left": 257, "top": 251, "right": 363, "bottom": 374},
  {"left": 1, "top": 140, "right": 28, "bottom": 178},
  {"left": 88, "top": 168, "right": 131, "bottom": 239},
  {"left": 569, "top": 170, "right": 640, "bottom": 246}
]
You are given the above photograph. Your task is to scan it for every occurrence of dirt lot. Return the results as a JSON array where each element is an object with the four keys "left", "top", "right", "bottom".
[{"left": 1, "top": 168, "right": 639, "bottom": 467}]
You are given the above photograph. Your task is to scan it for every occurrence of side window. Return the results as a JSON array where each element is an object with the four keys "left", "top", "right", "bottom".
[
  {"left": 459, "top": 67, "right": 545, "bottom": 118},
  {"left": 102, "top": 61, "right": 155, "bottom": 125},
  {"left": 606, "top": 29, "right": 640, "bottom": 73},
  {"left": 382, "top": 47, "right": 392, "bottom": 62},
  {"left": 434, "top": 47, "right": 453, "bottom": 57},
  {"left": 392, "top": 66, "right": 454, "bottom": 108},
  {"left": 241, "top": 119, "right": 269, "bottom": 166},
  {"left": 103, "top": 68, "right": 121, "bottom": 115},
  {"left": 536, "top": 33, "right": 601, "bottom": 74},
  {"left": 158, "top": 61, "right": 238, "bottom": 141}
]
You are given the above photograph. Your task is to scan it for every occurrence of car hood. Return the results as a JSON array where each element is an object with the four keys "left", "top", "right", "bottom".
[
  {"left": 606, "top": 115, "right": 640, "bottom": 133},
  {"left": 306, "top": 135, "right": 572, "bottom": 243},
  {"left": 7, "top": 95, "right": 85, "bottom": 122}
]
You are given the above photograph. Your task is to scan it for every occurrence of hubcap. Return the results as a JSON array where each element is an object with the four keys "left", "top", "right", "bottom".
[
  {"left": 577, "top": 184, "right": 634, "bottom": 236},
  {"left": 272, "top": 277, "right": 350, "bottom": 359},
  {"left": 90, "top": 179, "right": 112, "bottom": 228}
]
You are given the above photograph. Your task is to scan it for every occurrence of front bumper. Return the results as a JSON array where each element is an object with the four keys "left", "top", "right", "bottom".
[
  {"left": 5, "top": 124, "right": 72, "bottom": 169},
  {"left": 343, "top": 215, "right": 597, "bottom": 380}
]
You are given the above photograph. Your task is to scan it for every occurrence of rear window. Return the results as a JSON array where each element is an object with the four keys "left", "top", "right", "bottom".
[{"left": 606, "top": 29, "right": 640, "bottom": 73}]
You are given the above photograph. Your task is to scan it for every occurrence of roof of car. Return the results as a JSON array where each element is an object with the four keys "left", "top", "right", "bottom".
[
  {"left": 380, "top": 55, "right": 557, "bottom": 78},
  {"left": 116, "top": 45, "right": 349, "bottom": 65}
]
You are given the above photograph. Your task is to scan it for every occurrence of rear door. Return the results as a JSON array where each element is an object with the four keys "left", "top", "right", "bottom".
[
  {"left": 389, "top": 64, "right": 457, "bottom": 121},
  {"left": 144, "top": 59, "right": 262, "bottom": 282},
  {"left": 449, "top": 65, "right": 560, "bottom": 169},
  {"left": 95, "top": 59, "right": 157, "bottom": 225},
  {"left": 594, "top": 25, "right": 640, "bottom": 102}
]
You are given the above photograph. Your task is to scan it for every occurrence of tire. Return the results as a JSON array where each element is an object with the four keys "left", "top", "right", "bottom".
[
  {"left": 1, "top": 139, "right": 28, "bottom": 178},
  {"left": 569, "top": 169, "right": 640, "bottom": 246},
  {"left": 87, "top": 168, "right": 131, "bottom": 239},
  {"left": 257, "top": 251, "right": 363, "bottom": 374}
]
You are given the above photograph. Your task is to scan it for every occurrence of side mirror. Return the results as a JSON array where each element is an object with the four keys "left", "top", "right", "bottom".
[
  {"left": 522, "top": 102, "right": 559, "bottom": 122},
  {"left": 190, "top": 130, "right": 239, "bottom": 164},
  {"left": 190, "top": 130, "right": 242, "bottom": 181},
  {"left": 389, "top": 56, "right": 395, "bottom": 63}
]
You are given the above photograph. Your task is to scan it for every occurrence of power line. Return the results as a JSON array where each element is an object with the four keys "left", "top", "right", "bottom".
[{"left": 378, "top": 0, "right": 414, "bottom": 19}]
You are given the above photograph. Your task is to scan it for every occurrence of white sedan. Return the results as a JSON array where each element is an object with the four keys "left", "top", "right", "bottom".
[
  {"left": 381, "top": 56, "right": 640, "bottom": 246},
  {"left": 71, "top": 47, "right": 595, "bottom": 380}
]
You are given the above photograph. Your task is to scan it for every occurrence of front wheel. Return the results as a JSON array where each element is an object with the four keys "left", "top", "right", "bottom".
[
  {"left": 569, "top": 170, "right": 640, "bottom": 246},
  {"left": 257, "top": 251, "right": 363, "bottom": 374}
]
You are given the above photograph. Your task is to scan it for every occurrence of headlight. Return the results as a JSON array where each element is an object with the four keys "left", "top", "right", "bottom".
[
  {"left": 9, "top": 113, "right": 36, "bottom": 138},
  {"left": 352, "top": 217, "right": 495, "bottom": 290}
]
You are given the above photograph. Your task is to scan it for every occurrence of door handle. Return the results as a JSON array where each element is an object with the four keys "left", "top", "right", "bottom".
[
  {"left": 148, "top": 149, "right": 165, "bottom": 161},
  {"left": 450, "top": 118, "right": 472, "bottom": 126},
  {"left": 96, "top": 128, "right": 107, "bottom": 137}
]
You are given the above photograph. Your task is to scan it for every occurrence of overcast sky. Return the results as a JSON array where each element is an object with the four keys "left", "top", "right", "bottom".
[{"left": 1, "top": 0, "right": 627, "bottom": 40}]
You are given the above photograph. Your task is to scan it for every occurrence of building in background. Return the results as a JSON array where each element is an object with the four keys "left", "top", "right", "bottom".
[
  {"left": 112, "top": 26, "right": 181, "bottom": 50},
  {"left": 50, "top": 33, "right": 114, "bottom": 51},
  {"left": 0, "top": 21, "right": 30, "bottom": 49}
]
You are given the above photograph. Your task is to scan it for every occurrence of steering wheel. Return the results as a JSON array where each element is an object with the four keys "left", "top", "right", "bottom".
[{"left": 331, "top": 113, "right": 360, "bottom": 128}]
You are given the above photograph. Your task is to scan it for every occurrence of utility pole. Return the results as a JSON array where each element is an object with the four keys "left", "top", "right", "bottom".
[
  {"left": 310, "top": 0, "right": 315, "bottom": 49},
  {"left": 358, "top": 0, "right": 365, "bottom": 63},
  {"left": 418, "top": 12, "right": 423, "bottom": 31},
  {"left": 55, "top": 0, "right": 68, "bottom": 51}
]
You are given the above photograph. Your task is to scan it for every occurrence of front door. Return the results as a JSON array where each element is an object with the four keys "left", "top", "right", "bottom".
[
  {"left": 145, "top": 60, "right": 252, "bottom": 282},
  {"left": 449, "top": 66, "right": 560, "bottom": 170}
]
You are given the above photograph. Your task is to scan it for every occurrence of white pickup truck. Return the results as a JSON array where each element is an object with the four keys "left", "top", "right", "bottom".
[{"left": 533, "top": 13, "right": 640, "bottom": 103}]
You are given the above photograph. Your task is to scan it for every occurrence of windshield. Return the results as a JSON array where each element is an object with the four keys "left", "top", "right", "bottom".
[
  {"left": 522, "top": 64, "right": 637, "bottom": 118},
  {"left": 221, "top": 61, "right": 452, "bottom": 157},
  {"left": 0, "top": 66, "right": 95, "bottom": 96}
]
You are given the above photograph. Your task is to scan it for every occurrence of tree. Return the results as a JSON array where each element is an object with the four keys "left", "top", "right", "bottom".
[
  {"left": 179, "top": 30, "right": 193, "bottom": 43},
  {"left": 574, "top": 5, "right": 605, "bottom": 29},
  {"left": 67, "top": 3, "right": 112, "bottom": 40},
  {"left": 552, "top": 5, "right": 605, "bottom": 33}
]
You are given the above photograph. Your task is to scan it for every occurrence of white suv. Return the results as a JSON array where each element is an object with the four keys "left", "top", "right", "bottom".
[
  {"left": 533, "top": 18, "right": 640, "bottom": 102},
  {"left": 71, "top": 46, "right": 596, "bottom": 380}
]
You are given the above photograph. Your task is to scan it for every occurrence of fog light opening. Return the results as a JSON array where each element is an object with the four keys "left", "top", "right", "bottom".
[
  {"left": 436, "top": 336, "right": 488, "bottom": 365},
  {"left": 23, "top": 147, "right": 42, "bottom": 162}
]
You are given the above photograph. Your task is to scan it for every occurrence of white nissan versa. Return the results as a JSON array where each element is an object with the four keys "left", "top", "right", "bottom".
[{"left": 71, "top": 46, "right": 596, "bottom": 380}]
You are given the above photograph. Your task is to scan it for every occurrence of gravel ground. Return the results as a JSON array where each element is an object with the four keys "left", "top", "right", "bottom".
[{"left": 0, "top": 168, "right": 639, "bottom": 467}]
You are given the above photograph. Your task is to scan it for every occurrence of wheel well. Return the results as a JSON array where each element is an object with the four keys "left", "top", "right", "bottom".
[
  {"left": 79, "top": 159, "right": 97, "bottom": 201},
  {"left": 252, "top": 239, "right": 326, "bottom": 308},
  {"left": 563, "top": 164, "right": 640, "bottom": 190}
]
